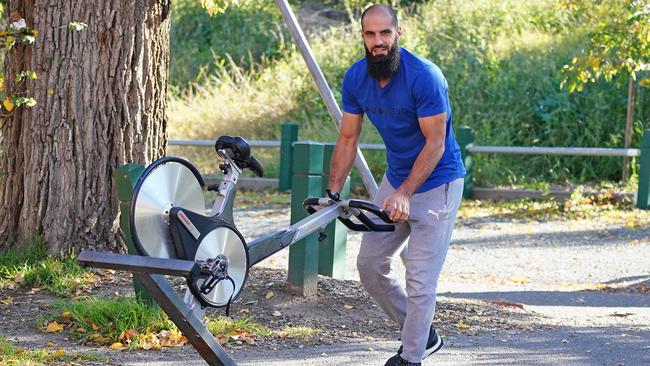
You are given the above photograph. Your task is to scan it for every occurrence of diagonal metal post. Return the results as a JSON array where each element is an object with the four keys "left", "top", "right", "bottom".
[
  {"left": 274, "top": 0, "right": 378, "bottom": 198},
  {"left": 134, "top": 273, "right": 237, "bottom": 366}
]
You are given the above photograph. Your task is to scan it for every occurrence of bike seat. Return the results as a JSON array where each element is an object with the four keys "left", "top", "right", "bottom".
[{"left": 214, "top": 136, "right": 264, "bottom": 177}]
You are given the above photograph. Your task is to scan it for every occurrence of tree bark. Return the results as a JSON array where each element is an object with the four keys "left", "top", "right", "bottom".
[{"left": 0, "top": 0, "right": 170, "bottom": 253}]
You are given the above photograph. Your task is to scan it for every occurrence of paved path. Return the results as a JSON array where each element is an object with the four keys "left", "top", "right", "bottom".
[
  {"left": 230, "top": 206, "right": 650, "bottom": 366},
  {"left": 114, "top": 326, "right": 649, "bottom": 366}
]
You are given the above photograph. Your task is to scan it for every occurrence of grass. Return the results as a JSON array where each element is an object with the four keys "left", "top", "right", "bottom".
[
  {"left": 167, "top": 0, "right": 649, "bottom": 187},
  {"left": 42, "top": 297, "right": 321, "bottom": 350},
  {"left": 0, "top": 241, "right": 96, "bottom": 297},
  {"left": 279, "top": 325, "right": 322, "bottom": 340},
  {"left": 457, "top": 187, "right": 650, "bottom": 225},
  {"left": 207, "top": 316, "right": 273, "bottom": 339},
  {"left": 0, "top": 335, "right": 106, "bottom": 365},
  {"left": 44, "top": 298, "right": 175, "bottom": 346}
]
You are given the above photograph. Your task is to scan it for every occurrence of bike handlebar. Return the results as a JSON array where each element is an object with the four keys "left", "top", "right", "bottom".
[{"left": 302, "top": 197, "right": 396, "bottom": 232}]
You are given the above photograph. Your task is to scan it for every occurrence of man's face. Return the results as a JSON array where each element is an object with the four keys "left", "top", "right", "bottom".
[{"left": 361, "top": 10, "right": 401, "bottom": 60}]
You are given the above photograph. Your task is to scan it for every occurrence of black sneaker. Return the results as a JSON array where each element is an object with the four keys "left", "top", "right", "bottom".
[
  {"left": 397, "top": 326, "right": 444, "bottom": 359},
  {"left": 384, "top": 354, "right": 421, "bottom": 366}
]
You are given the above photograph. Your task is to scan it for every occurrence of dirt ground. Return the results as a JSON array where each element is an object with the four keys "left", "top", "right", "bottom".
[{"left": 0, "top": 263, "right": 545, "bottom": 360}]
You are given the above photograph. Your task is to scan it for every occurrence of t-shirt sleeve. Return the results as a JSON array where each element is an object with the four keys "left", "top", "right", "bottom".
[
  {"left": 413, "top": 66, "right": 448, "bottom": 118},
  {"left": 342, "top": 69, "right": 363, "bottom": 115}
]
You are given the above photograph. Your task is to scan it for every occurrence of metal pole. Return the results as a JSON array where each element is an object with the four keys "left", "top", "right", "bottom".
[
  {"left": 623, "top": 78, "right": 636, "bottom": 182},
  {"left": 274, "top": 0, "right": 378, "bottom": 198}
]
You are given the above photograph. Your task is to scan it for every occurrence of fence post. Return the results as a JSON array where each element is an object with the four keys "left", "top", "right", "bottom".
[
  {"left": 279, "top": 123, "right": 299, "bottom": 192},
  {"left": 637, "top": 129, "right": 650, "bottom": 209},
  {"left": 113, "top": 164, "right": 156, "bottom": 305},
  {"left": 457, "top": 126, "right": 474, "bottom": 199},
  {"left": 287, "top": 141, "right": 323, "bottom": 296},
  {"left": 319, "top": 143, "right": 350, "bottom": 279}
]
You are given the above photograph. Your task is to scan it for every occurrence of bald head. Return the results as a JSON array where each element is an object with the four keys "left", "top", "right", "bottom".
[{"left": 361, "top": 4, "right": 398, "bottom": 30}]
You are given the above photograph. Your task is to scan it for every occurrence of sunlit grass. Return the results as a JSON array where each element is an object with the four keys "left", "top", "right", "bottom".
[
  {"left": 41, "top": 297, "right": 320, "bottom": 350},
  {"left": 0, "top": 241, "right": 96, "bottom": 297},
  {"left": 458, "top": 187, "right": 650, "bottom": 225},
  {"left": 0, "top": 335, "right": 106, "bottom": 365},
  {"left": 279, "top": 325, "right": 322, "bottom": 341}
]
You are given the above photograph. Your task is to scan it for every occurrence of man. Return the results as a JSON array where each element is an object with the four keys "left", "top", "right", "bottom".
[{"left": 326, "top": 4, "right": 466, "bottom": 366}]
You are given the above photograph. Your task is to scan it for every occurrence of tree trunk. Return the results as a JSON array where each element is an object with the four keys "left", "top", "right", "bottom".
[{"left": 0, "top": 0, "right": 170, "bottom": 253}]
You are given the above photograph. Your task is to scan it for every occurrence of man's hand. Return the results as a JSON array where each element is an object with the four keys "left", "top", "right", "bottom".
[{"left": 381, "top": 188, "right": 411, "bottom": 223}]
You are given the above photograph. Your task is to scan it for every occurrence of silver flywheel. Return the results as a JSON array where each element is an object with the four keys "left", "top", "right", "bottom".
[
  {"left": 194, "top": 226, "right": 249, "bottom": 307},
  {"left": 129, "top": 157, "right": 205, "bottom": 259}
]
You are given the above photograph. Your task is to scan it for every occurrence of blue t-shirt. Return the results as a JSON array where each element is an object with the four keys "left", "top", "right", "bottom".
[{"left": 342, "top": 48, "right": 466, "bottom": 193}]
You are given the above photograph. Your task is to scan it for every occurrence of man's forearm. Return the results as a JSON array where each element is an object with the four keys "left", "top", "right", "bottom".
[
  {"left": 327, "top": 136, "right": 358, "bottom": 193},
  {"left": 399, "top": 141, "right": 445, "bottom": 196}
]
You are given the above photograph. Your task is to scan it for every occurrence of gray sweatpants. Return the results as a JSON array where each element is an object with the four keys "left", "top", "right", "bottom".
[{"left": 357, "top": 177, "right": 464, "bottom": 363}]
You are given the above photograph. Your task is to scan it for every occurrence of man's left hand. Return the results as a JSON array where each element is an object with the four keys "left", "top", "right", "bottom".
[{"left": 380, "top": 188, "right": 411, "bottom": 223}]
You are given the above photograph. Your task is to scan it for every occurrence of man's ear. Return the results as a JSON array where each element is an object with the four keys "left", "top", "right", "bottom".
[{"left": 396, "top": 26, "right": 402, "bottom": 39}]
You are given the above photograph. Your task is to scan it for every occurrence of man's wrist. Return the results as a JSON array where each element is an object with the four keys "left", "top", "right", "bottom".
[
  {"left": 325, "top": 189, "right": 341, "bottom": 201},
  {"left": 397, "top": 184, "right": 415, "bottom": 197}
]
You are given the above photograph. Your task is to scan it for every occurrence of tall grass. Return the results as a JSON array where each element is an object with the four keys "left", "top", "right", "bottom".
[{"left": 168, "top": 0, "right": 648, "bottom": 186}]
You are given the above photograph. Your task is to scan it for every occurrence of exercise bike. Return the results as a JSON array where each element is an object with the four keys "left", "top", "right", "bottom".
[
  {"left": 129, "top": 135, "right": 395, "bottom": 312},
  {"left": 79, "top": 135, "right": 395, "bottom": 365}
]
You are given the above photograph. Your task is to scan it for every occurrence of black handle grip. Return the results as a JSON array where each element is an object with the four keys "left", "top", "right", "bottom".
[
  {"left": 246, "top": 155, "right": 264, "bottom": 177},
  {"left": 302, "top": 197, "right": 395, "bottom": 232},
  {"left": 347, "top": 200, "right": 396, "bottom": 224},
  {"left": 353, "top": 211, "right": 395, "bottom": 232}
]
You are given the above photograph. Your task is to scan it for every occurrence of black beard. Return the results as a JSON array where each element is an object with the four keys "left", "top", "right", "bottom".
[{"left": 365, "top": 42, "right": 400, "bottom": 81}]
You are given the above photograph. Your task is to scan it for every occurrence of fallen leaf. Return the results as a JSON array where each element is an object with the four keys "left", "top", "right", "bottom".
[
  {"left": 238, "top": 308, "right": 250, "bottom": 314},
  {"left": 45, "top": 321, "right": 64, "bottom": 333},
  {"left": 265, "top": 291, "right": 275, "bottom": 299},
  {"left": 61, "top": 311, "right": 72, "bottom": 320},
  {"left": 485, "top": 300, "right": 524, "bottom": 309},
  {"left": 510, "top": 277, "right": 529, "bottom": 284},
  {"left": 1, "top": 296, "right": 13, "bottom": 305},
  {"left": 27, "top": 287, "right": 43, "bottom": 295},
  {"left": 215, "top": 335, "right": 230, "bottom": 345},
  {"left": 367, "top": 347, "right": 374, "bottom": 351},
  {"left": 344, "top": 304, "right": 354, "bottom": 310},
  {"left": 119, "top": 329, "right": 139, "bottom": 341},
  {"left": 109, "top": 342, "right": 124, "bottom": 350},
  {"left": 456, "top": 321, "right": 470, "bottom": 330},
  {"left": 14, "top": 272, "right": 25, "bottom": 284},
  {"left": 3, "top": 97, "right": 14, "bottom": 112},
  {"left": 239, "top": 335, "right": 256, "bottom": 345},
  {"left": 52, "top": 349, "right": 66, "bottom": 357}
]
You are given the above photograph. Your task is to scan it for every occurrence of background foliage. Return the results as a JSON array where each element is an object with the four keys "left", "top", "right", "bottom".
[{"left": 170, "top": 0, "right": 648, "bottom": 186}]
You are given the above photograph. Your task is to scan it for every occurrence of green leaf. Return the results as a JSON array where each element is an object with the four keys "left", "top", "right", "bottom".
[
  {"left": 27, "top": 71, "right": 37, "bottom": 80},
  {"left": 5, "top": 36, "right": 16, "bottom": 48},
  {"left": 68, "top": 22, "right": 88, "bottom": 31},
  {"left": 20, "top": 35, "right": 34, "bottom": 44}
]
